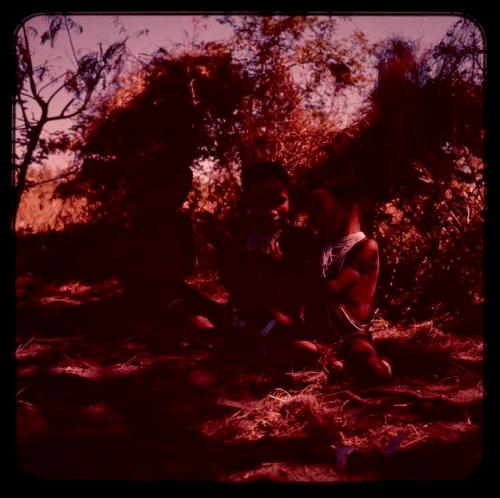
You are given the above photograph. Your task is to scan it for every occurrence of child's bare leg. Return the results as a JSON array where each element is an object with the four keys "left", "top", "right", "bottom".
[
  {"left": 273, "top": 337, "right": 347, "bottom": 371},
  {"left": 342, "top": 335, "right": 391, "bottom": 385},
  {"left": 291, "top": 339, "right": 321, "bottom": 356},
  {"left": 189, "top": 315, "right": 216, "bottom": 331},
  {"left": 263, "top": 334, "right": 319, "bottom": 369}
]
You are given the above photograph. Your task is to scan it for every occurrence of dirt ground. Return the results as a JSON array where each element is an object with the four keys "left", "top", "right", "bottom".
[{"left": 16, "top": 276, "right": 483, "bottom": 481}]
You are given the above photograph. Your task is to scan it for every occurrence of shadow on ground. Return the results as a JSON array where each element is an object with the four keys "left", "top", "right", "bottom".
[{"left": 16, "top": 278, "right": 483, "bottom": 481}]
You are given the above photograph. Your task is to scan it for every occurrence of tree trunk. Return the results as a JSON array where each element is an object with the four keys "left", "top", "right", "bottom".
[{"left": 14, "top": 120, "right": 45, "bottom": 221}]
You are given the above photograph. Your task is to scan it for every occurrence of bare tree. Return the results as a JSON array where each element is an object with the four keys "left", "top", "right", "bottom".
[{"left": 14, "top": 14, "right": 127, "bottom": 220}]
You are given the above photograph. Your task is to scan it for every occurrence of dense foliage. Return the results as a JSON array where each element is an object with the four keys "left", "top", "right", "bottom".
[{"left": 16, "top": 16, "right": 485, "bottom": 327}]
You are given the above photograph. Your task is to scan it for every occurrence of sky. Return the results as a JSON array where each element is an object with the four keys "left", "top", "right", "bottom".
[
  {"left": 24, "top": 14, "right": 461, "bottom": 55},
  {"left": 18, "top": 14, "right": 465, "bottom": 172}
]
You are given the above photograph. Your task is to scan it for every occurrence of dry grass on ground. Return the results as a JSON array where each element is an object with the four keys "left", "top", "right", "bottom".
[{"left": 16, "top": 277, "right": 483, "bottom": 481}]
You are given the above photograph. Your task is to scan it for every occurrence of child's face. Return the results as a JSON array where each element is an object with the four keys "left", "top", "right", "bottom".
[
  {"left": 245, "top": 178, "right": 290, "bottom": 232},
  {"left": 309, "top": 187, "right": 346, "bottom": 238}
]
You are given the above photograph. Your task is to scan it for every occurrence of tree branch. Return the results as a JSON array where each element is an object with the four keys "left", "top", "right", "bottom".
[
  {"left": 19, "top": 91, "right": 37, "bottom": 101},
  {"left": 26, "top": 168, "right": 79, "bottom": 189},
  {"left": 65, "top": 17, "right": 79, "bottom": 67},
  {"left": 16, "top": 95, "right": 32, "bottom": 132},
  {"left": 21, "top": 23, "right": 46, "bottom": 111},
  {"left": 46, "top": 86, "right": 93, "bottom": 121},
  {"left": 46, "top": 74, "right": 75, "bottom": 105},
  {"left": 38, "top": 70, "right": 68, "bottom": 92},
  {"left": 60, "top": 98, "right": 76, "bottom": 116}
]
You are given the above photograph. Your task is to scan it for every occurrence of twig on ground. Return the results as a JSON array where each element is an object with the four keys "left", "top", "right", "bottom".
[
  {"left": 16, "top": 334, "right": 39, "bottom": 354},
  {"left": 449, "top": 360, "right": 471, "bottom": 373},
  {"left": 325, "top": 390, "right": 376, "bottom": 406},
  {"left": 16, "top": 385, "right": 30, "bottom": 397},
  {"left": 118, "top": 355, "right": 138, "bottom": 369},
  {"left": 340, "top": 399, "right": 350, "bottom": 411},
  {"left": 267, "top": 394, "right": 286, "bottom": 403},
  {"left": 400, "top": 435, "right": 428, "bottom": 450},
  {"left": 409, "top": 424, "right": 420, "bottom": 437}
]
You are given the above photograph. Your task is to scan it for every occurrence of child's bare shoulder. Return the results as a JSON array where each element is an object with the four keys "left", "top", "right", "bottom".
[
  {"left": 359, "top": 238, "right": 378, "bottom": 254},
  {"left": 348, "top": 238, "right": 379, "bottom": 272}
]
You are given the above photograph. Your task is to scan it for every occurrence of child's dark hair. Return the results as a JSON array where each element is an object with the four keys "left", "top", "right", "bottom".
[
  {"left": 311, "top": 175, "right": 371, "bottom": 216},
  {"left": 320, "top": 176, "right": 365, "bottom": 204},
  {"left": 241, "top": 161, "right": 290, "bottom": 193}
]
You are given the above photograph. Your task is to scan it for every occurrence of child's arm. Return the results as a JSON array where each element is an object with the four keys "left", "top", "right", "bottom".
[
  {"left": 267, "top": 306, "right": 294, "bottom": 326},
  {"left": 324, "top": 239, "right": 379, "bottom": 298},
  {"left": 214, "top": 229, "right": 264, "bottom": 312}
]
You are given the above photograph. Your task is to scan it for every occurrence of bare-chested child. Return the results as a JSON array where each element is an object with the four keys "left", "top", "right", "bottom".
[
  {"left": 215, "top": 161, "right": 318, "bottom": 368},
  {"left": 305, "top": 176, "right": 392, "bottom": 385}
]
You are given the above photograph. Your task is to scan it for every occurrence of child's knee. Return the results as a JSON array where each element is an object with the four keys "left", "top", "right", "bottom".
[
  {"left": 342, "top": 335, "right": 391, "bottom": 384},
  {"left": 189, "top": 314, "right": 215, "bottom": 331},
  {"left": 342, "top": 334, "right": 375, "bottom": 358}
]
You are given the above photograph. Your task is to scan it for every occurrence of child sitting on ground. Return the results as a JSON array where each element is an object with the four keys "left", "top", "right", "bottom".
[
  {"left": 215, "top": 161, "right": 318, "bottom": 368},
  {"left": 116, "top": 159, "right": 225, "bottom": 349},
  {"left": 305, "top": 176, "right": 392, "bottom": 385}
]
